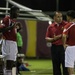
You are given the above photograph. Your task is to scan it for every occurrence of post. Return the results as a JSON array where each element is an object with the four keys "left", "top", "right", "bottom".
[
  {"left": 56, "top": 0, "right": 59, "bottom": 11},
  {"left": 6, "top": 0, "right": 9, "bottom": 15}
]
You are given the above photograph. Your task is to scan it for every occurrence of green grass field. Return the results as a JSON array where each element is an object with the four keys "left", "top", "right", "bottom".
[{"left": 20, "top": 59, "right": 53, "bottom": 75}]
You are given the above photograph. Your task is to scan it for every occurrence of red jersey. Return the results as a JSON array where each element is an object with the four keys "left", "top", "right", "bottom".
[
  {"left": 46, "top": 21, "right": 67, "bottom": 45},
  {"left": 63, "top": 22, "right": 75, "bottom": 46},
  {"left": 2, "top": 16, "right": 17, "bottom": 41}
]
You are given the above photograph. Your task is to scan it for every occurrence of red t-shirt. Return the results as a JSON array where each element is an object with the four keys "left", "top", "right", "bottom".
[
  {"left": 63, "top": 22, "right": 75, "bottom": 46},
  {"left": 2, "top": 16, "right": 17, "bottom": 41},
  {"left": 46, "top": 21, "right": 67, "bottom": 45}
]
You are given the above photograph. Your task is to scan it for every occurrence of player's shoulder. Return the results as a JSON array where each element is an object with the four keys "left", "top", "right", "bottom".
[
  {"left": 64, "top": 22, "right": 72, "bottom": 28},
  {"left": 3, "top": 16, "right": 10, "bottom": 21},
  {"left": 2, "top": 16, "right": 10, "bottom": 24},
  {"left": 47, "top": 25, "right": 52, "bottom": 31},
  {"left": 49, "top": 23, "right": 55, "bottom": 27}
]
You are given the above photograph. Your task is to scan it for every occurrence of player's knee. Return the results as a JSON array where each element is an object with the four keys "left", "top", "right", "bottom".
[
  {"left": 6, "top": 60, "right": 16, "bottom": 70},
  {"left": 13, "top": 61, "right": 16, "bottom": 67}
]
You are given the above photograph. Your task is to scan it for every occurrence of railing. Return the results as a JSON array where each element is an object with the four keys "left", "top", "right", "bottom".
[{"left": 0, "top": 0, "right": 53, "bottom": 21}]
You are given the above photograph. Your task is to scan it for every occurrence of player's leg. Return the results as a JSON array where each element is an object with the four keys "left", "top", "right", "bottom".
[
  {"left": 0, "top": 57, "right": 4, "bottom": 75},
  {"left": 2, "top": 40, "right": 18, "bottom": 75},
  {"left": 6, "top": 60, "right": 16, "bottom": 75},
  {"left": 65, "top": 46, "right": 75, "bottom": 75},
  {"left": 0, "top": 39, "right": 4, "bottom": 75}
]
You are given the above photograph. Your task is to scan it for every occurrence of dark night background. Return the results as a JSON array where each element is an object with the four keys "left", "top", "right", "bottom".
[
  {"left": 0, "top": 0, "right": 75, "bottom": 11},
  {"left": 0, "top": 0, "right": 75, "bottom": 20}
]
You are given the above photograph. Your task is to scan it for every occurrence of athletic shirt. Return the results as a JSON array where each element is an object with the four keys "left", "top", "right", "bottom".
[
  {"left": 2, "top": 16, "right": 17, "bottom": 41},
  {"left": 46, "top": 21, "right": 67, "bottom": 45},
  {"left": 63, "top": 22, "right": 75, "bottom": 46},
  {"left": 17, "top": 32, "right": 23, "bottom": 47}
]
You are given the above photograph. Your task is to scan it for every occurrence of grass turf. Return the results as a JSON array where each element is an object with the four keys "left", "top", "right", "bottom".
[{"left": 20, "top": 59, "right": 53, "bottom": 75}]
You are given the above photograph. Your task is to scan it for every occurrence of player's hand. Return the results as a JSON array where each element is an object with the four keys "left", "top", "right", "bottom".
[
  {"left": 64, "top": 44, "right": 68, "bottom": 50},
  {"left": 54, "top": 34, "right": 62, "bottom": 41}
]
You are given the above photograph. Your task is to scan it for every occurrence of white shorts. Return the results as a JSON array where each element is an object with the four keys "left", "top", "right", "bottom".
[
  {"left": 1, "top": 40, "right": 18, "bottom": 61},
  {"left": 65, "top": 46, "right": 75, "bottom": 68}
]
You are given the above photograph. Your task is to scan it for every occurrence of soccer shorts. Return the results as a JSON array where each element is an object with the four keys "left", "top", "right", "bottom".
[
  {"left": 1, "top": 40, "right": 18, "bottom": 61},
  {"left": 65, "top": 46, "right": 75, "bottom": 68}
]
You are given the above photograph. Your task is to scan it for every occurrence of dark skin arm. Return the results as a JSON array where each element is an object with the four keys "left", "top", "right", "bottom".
[{"left": 0, "top": 23, "right": 15, "bottom": 33}]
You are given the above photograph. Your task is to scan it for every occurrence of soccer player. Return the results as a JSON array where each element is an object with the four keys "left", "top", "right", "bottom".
[
  {"left": 45, "top": 11, "right": 68, "bottom": 75},
  {"left": 62, "top": 10, "right": 75, "bottom": 75},
  {"left": 1, "top": 6, "right": 19, "bottom": 75}
]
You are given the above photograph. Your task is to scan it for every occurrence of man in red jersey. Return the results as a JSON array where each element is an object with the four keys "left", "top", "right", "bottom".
[
  {"left": 45, "top": 11, "right": 68, "bottom": 75},
  {"left": 62, "top": 10, "right": 75, "bottom": 75},
  {"left": 1, "top": 6, "right": 19, "bottom": 75}
]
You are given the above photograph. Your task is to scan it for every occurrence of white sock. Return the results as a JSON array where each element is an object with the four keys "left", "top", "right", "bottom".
[
  {"left": 3, "top": 67, "right": 6, "bottom": 75},
  {"left": 6, "top": 70, "right": 12, "bottom": 75},
  {"left": 12, "top": 67, "right": 16, "bottom": 75},
  {"left": 70, "top": 74, "right": 75, "bottom": 75}
]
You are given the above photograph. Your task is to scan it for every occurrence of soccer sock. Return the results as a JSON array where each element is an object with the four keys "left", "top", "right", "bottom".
[
  {"left": 3, "top": 67, "right": 6, "bottom": 75},
  {"left": 70, "top": 74, "right": 75, "bottom": 75},
  {"left": 12, "top": 67, "right": 16, "bottom": 75},
  {"left": 71, "top": 74, "right": 75, "bottom": 75},
  {"left": 6, "top": 70, "right": 12, "bottom": 75}
]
